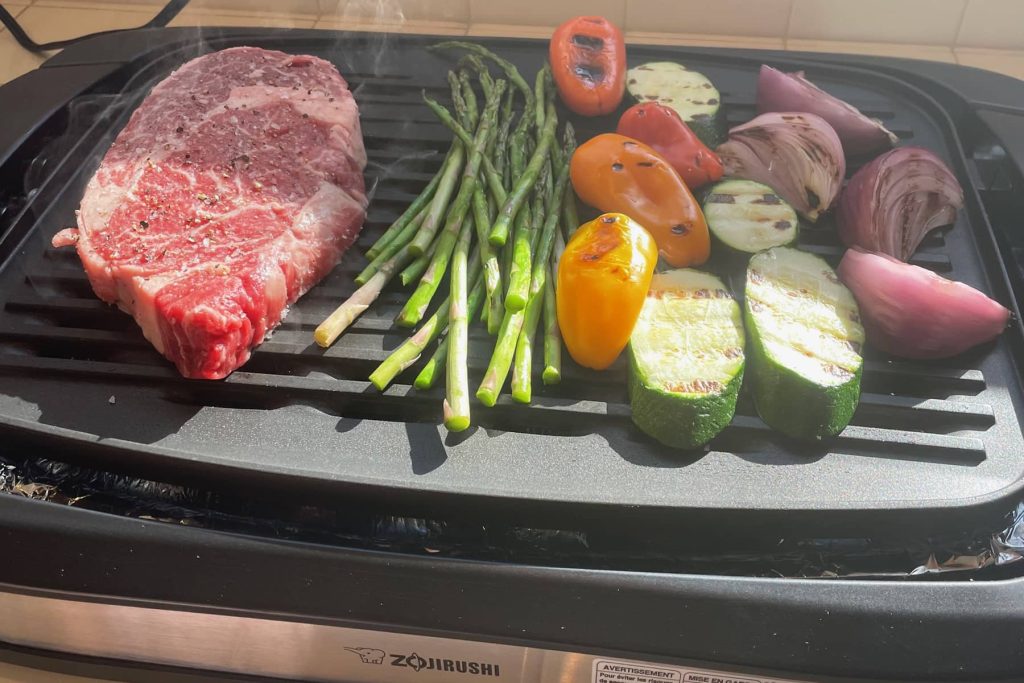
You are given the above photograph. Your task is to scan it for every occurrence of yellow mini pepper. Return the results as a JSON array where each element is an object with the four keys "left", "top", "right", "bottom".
[{"left": 556, "top": 213, "right": 658, "bottom": 370}]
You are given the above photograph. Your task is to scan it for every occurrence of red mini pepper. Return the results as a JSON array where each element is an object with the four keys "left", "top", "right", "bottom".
[
  {"left": 617, "top": 102, "right": 724, "bottom": 189},
  {"left": 549, "top": 16, "right": 626, "bottom": 116}
]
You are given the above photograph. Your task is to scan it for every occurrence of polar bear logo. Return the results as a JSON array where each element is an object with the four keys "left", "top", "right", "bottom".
[{"left": 345, "top": 647, "right": 386, "bottom": 664}]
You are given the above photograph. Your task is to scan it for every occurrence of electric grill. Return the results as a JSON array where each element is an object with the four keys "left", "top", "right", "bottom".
[{"left": 2, "top": 27, "right": 1024, "bottom": 682}]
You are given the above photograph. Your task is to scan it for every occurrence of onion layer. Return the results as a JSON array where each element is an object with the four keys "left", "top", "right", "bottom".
[
  {"left": 838, "top": 146, "right": 964, "bottom": 261},
  {"left": 716, "top": 112, "right": 844, "bottom": 222},
  {"left": 837, "top": 248, "right": 1009, "bottom": 360},
  {"left": 757, "top": 65, "right": 898, "bottom": 156}
]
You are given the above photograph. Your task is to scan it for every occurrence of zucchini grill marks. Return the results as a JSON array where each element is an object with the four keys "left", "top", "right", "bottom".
[{"left": 744, "top": 247, "right": 864, "bottom": 440}]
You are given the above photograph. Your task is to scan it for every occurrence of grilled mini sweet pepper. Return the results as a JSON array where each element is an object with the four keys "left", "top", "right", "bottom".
[
  {"left": 557, "top": 213, "right": 657, "bottom": 370},
  {"left": 570, "top": 133, "right": 711, "bottom": 267},
  {"left": 549, "top": 16, "right": 626, "bottom": 116},
  {"left": 617, "top": 102, "right": 724, "bottom": 189}
]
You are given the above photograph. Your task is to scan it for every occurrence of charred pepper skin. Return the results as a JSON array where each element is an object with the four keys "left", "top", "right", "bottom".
[
  {"left": 556, "top": 213, "right": 657, "bottom": 371},
  {"left": 570, "top": 133, "right": 711, "bottom": 268},
  {"left": 549, "top": 16, "right": 626, "bottom": 116}
]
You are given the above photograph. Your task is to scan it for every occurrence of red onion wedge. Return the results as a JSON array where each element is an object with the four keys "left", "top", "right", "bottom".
[
  {"left": 838, "top": 146, "right": 964, "bottom": 261},
  {"left": 837, "top": 247, "right": 1009, "bottom": 359},
  {"left": 758, "top": 65, "right": 899, "bottom": 156},
  {"left": 716, "top": 112, "right": 845, "bottom": 222}
]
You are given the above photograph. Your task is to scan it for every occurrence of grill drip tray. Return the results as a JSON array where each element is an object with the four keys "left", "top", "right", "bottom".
[{"left": 0, "top": 33, "right": 1023, "bottom": 535}]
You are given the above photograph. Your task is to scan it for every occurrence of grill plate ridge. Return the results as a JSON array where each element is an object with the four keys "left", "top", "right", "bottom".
[{"left": 0, "top": 33, "right": 1022, "bottom": 535}]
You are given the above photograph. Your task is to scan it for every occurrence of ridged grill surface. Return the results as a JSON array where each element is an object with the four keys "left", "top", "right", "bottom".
[{"left": 0, "top": 35, "right": 1021, "bottom": 530}]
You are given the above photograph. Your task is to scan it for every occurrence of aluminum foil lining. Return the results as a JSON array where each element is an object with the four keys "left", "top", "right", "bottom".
[
  {"left": 909, "top": 501, "right": 1024, "bottom": 575},
  {"left": 2, "top": 456, "right": 1022, "bottom": 579}
]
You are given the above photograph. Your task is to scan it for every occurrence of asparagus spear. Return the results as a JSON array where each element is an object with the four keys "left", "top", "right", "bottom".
[
  {"left": 488, "top": 99, "right": 557, "bottom": 247},
  {"left": 533, "top": 64, "right": 549, "bottom": 131},
  {"left": 461, "top": 54, "right": 495, "bottom": 101},
  {"left": 364, "top": 156, "right": 445, "bottom": 262},
  {"left": 542, "top": 273, "right": 561, "bottom": 385},
  {"left": 505, "top": 161, "right": 552, "bottom": 311},
  {"left": 400, "top": 226, "right": 441, "bottom": 286},
  {"left": 370, "top": 256, "right": 483, "bottom": 391},
  {"left": 357, "top": 207, "right": 426, "bottom": 285},
  {"left": 421, "top": 93, "right": 506, "bottom": 205},
  {"left": 398, "top": 82, "right": 504, "bottom": 327},
  {"left": 552, "top": 220, "right": 568, "bottom": 265},
  {"left": 315, "top": 246, "right": 413, "bottom": 347},
  {"left": 414, "top": 339, "right": 448, "bottom": 390},
  {"left": 510, "top": 130, "right": 573, "bottom": 402},
  {"left": 493, "top": 108, "right": 513, "bottom": 185},
  {"left": 371, "top": 302, "right": 449, "bottom": 391},
  {"left": 475, "top": 305, "right": 526, "bottom": 407},
  {"left": 414, "top": 279, "right": 487, "bottom": 391},
  {"left": 407, "top": 73, "right": 476, "bottom": 257},
  {"left": 448, "top": 71, "right": 474, "bottom": 129},
  {"left": 457, "top": 70, "right": 479, "bottom": 127},
  {"left": 547, "top": 125, "right": 580, "bottom": 239},
  {"left": 409, "top": 140, "right": 465, "bottom": 257},
  {"left": 429, "top": 41, "right": 534, "bottom": 113},
  {"left": 444, "top": 204, "right": 474, "bottom": 431},
  {"left": 511, "top": 290, "right": 543, "bottom": 403},
  {"left": 400, "top": 214, "right": 469, "bottom": 327},
  {"left": 472, "top": 187, "right": 503, "bottom": 335}
]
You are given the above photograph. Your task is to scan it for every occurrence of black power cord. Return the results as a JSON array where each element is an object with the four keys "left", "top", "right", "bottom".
[{"left": 0, "top": 0, "right": 189, "bottom": 53}]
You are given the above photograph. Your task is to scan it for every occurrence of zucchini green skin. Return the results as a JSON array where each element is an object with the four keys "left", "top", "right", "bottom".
[
  {"left": 626, "top": 62, "right": 726, "bottom": 148},
  {"left": 743, "top": 247, "right": 863, "bottom": 440},
  {"left": 703, "top": 179, "right": 799, "bottom": 260},
  {"left": 627, "top": 269, "right": 744, "bottom": 449},
  {"left": 687, "top": 108, "right": 727, "bottom": 148},
  {"left": 629, "top": 358, "right": 743, "bottom": 449},
  {"left": 743, "top": 303, "right": 861, "bottom": 439}
]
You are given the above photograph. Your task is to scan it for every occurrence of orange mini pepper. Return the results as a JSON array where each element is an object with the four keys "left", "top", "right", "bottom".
[
  {"left": 549, "top": 16, "right": 626, "bottom": 116},
  {"left": 570, "top": 133, "right": 711, "bottom": 268},
  {"left": 557, "top": 213, "right": 657, "bottom": 371}
]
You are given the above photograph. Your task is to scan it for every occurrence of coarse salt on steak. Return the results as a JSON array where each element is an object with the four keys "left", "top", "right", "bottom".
[{"left": 53, "top": 46, "right": 367, "bottom": 379}]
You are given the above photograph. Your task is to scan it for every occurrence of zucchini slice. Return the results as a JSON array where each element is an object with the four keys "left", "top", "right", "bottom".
[
  {"left": 626, "top": 62, "right": 726, "bottom": 147},
  {"left": 703, "top": 179, "right": 798, "bottom": 256},
  {"left": 744, "top": 247, "right": 864, "bottom": 439},
  {"left": 629, "top": 269, "right": 745, "bottom": 449}
]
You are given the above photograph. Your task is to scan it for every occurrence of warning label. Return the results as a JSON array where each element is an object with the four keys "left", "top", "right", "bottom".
[
  {"left": 593, "top": 659, "right": 810, "bottom": 683},
  {"left": 593, "top": 660, "right": 682, "bottom": 682},
  {"left": 683, "top": 673, "right": 760, "bottom": 683}
]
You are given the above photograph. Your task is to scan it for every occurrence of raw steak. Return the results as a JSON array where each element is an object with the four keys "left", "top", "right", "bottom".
[{"left": 53, "top": 46, "right": 367, "bottom": 379}]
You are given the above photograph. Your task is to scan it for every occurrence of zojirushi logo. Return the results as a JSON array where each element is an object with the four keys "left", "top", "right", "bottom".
[{"left": 345, "top": 646, "right": 501, "bottom": 677}]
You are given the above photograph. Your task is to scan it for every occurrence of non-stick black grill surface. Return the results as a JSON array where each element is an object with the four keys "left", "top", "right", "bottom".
[{"left": 1, "top": 33, "right": 1022, "bottom": 534}]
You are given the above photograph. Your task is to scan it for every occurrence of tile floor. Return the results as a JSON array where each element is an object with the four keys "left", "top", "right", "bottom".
[{"left": 1, "top": 0, "right": 1024, "bottom": 85}]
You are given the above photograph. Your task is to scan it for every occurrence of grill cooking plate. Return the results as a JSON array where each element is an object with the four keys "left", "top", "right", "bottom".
[{"left": 1, "top": 32, "right": 1022, "bottom": 535}]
